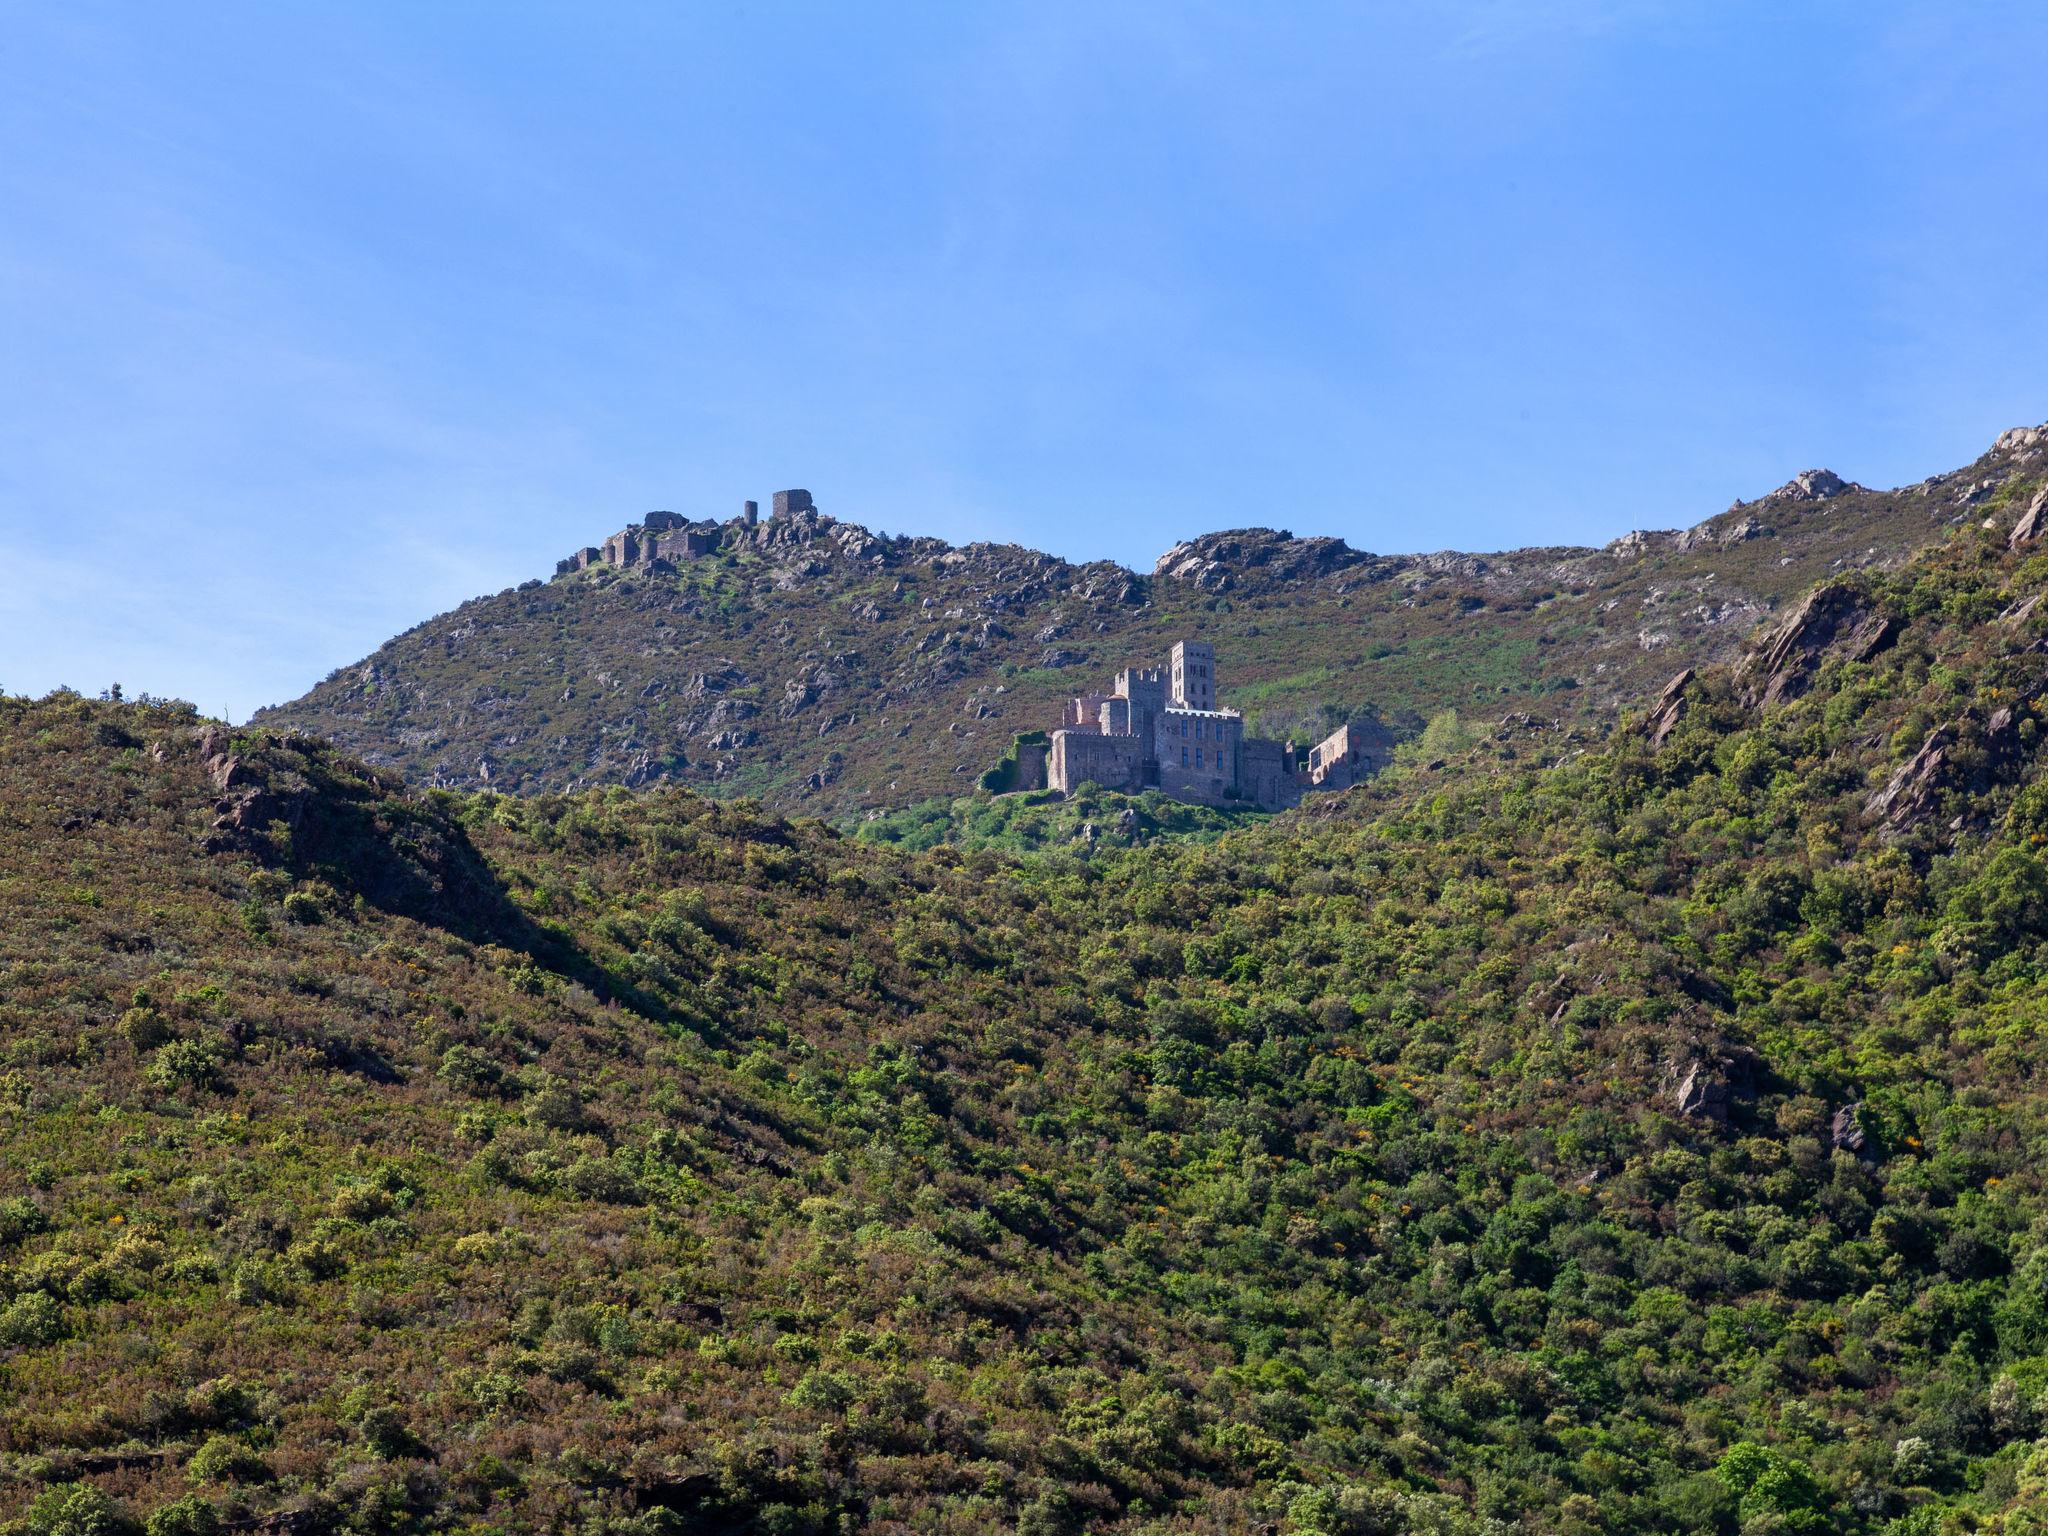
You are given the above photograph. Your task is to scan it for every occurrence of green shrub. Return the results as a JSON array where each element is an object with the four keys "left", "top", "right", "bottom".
[
  {"left": 225, "top": 1260, "right": 286, "bottom": 1307},
  {"left": 0, "top": 1288, "right": 65, "bottom": 1347},
  {"left": 23, "top": 1483, "right": 125, "bottom": 1536},
  {"left": 357, "top": 1404, "right": 417, "bottom": 1460},
  {"left": 328, "top": 1184, "right": 396, "bottom": 1223},
  {"left": 521, "top": 1072, "right": 587, "bottom": 1131},
  {"left": 144, "top": 1496, "right": 220, "bottom": 1536},
  {"left": 237, "top": 898, "right": 269, "bottom": 938},
  {"left": 786, "top": 1368, "right": 857, "bottom": 1414},
  {"left": 119, "top": 1006, "right": 171, "bottom": 1051},
  {"left": 185, "top": 1434, "right": 265, "bottom": 1485},
  {"left": 144, "top": 1037, "right": 223, "bottom": 1092},
  {"left": 0, "top": 1192, "right": 47, "bottom": 1245},
  {"left": 288, "top": 1237, "right": 347, "bottom": 1279},
  {"left": 437, "top": 1043, "right": 502, "bottom": 1095},
  {"left": 563, "top": 1154, "right": 639, "bottom": 1204},
  {"left": 1716, "top": 1442, "right": 1828, "bottom": 1533},
  {"left": 281, "top": 889, "right": 323, "bottom": 924}
]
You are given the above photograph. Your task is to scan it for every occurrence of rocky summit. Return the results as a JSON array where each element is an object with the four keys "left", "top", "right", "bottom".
[{"left": 256, "top": 425, "right": 2048, "bottom": 819}]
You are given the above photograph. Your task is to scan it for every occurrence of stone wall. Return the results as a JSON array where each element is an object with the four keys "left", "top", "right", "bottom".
[
  {"left": 1114, "top": 667, "right": 1168, "bottom": 750},
  {"left": 1306, "top": 719, "right": 1394, "bottom": 789},
  {"left": 1014, "top": 741, "right": 1049, "bottom": 792},
  {"left": 559, "top": 516, "right": 725, "bottom": 577},
  {"left": 1154, "top": 708, "right": 1241, "bottom": 801},
  {"left": 1241, "top": 738, "right": 1303, "bottom": 811},
  {"left": 655, "top": 528, "right": 720, "bottom": 561},
  {"left": 1063, "top": 692, "right": 1114, "bottom": 731},
  {"left": 1049, "top": 730, "right": 1144, "bottom": 794}
]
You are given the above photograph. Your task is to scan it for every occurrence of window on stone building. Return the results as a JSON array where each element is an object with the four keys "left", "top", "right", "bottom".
[{"left": 1182, "top": 746, "right": 1189, "bottom": 766}]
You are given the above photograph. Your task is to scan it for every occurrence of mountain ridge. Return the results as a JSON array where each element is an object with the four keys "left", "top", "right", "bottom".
[{"left": 256, "top": 423, "right": 2048, "bottom": 817}]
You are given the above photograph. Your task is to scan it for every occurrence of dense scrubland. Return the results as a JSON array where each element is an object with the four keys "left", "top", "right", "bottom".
[{"left": 11, "top": 511, "right": 2048, "bottom": 1533}]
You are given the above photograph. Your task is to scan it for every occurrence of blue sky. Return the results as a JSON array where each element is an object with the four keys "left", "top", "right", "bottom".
[{"left": 4, "top": 2, "right": 2047, "bottom": 721}]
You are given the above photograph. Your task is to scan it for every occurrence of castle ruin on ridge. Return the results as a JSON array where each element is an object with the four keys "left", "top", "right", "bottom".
[
  {"left": 1032, "top": 639, "right": 1390, "bottom": 812},
  {"left": 554, "top": 491, "right": 818, "bottom": 576}
]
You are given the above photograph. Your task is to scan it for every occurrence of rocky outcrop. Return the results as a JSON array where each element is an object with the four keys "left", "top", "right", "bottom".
[
  {"left": 1663, "top": 1049, "right": 1757, "bottom": 1126},
  {"left": 1867, "top": 725, "right": 1955, "bottom": 837},
  {"left": 1830, "top": 1102, "right": 1868, "bottom": 1156},
  {"left": 1153, "top": 528, "right": 1371, "bottom": 590},
  {"left": 1647, "top": 669, "right": 1695, "bottom": 748},
  {"left": 1759, "top": 468, "right": 1861, "bottom": 505},
  {"left": 1739, "top": 585, "right": 1896, "bottom": 709},
  {"left": 1669, "top": 513, "right": 1775, "bottom": 554},
  {"left": 1993, "top": 423, "right": 2048, "bottom": 454},
  {"left": 1606, "top": 529, "right": 1669, "bottom": 559},
  {"left": 2010, "top": 485, "right": 2048, "bottom": 549},
  {"left": 196, "top": 725, "right": 310, "bottom": 855},
  {"left": 1866, "top": 706, "right": 2028, "bottom": 839}
]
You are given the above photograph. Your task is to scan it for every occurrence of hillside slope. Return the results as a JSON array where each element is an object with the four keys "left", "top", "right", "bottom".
[
  {"left": 14, "top": 498, "right": 2048, "bottom": 1531},
  {"left": 256, "top": 425, "right": 2048, "bottom": 816}
]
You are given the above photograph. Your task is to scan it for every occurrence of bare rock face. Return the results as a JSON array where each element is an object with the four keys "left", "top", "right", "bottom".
[
  {"left": 1671, "top": 512, "right": 1775, "bottom": 553},
  {"left": 1866, "top": 706, "right": 2027, "bottom": 839},
  {"left": 1867, "top": 725, "right": 1955, "bottom": 837},
  {"left": 2010, "top": 485, "right": 2048, "bottom": 549},
  {"left": 2001, "top": 593, "right": 2044, "bottom": 628},
  {"left": 1664, "top": 1049, "right": 1757, "bottom": 1125},
  {"left": 1993, "top": 423, "right": 2048, "bottom": 454},
  {"left": 1647, "top": 669, "right": 1695, "bottom": 748},
  {"left": 1739, "top": 585, "right": 1897, "bottom": 709}
]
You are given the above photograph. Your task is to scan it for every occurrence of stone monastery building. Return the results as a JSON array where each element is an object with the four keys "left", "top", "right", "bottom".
[{"left": 1038, "top": 640, "right": 1389, "bottom": 812}]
